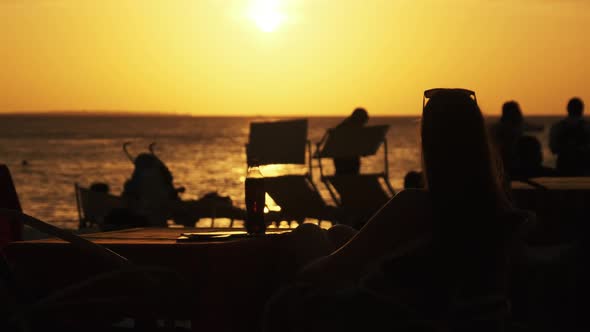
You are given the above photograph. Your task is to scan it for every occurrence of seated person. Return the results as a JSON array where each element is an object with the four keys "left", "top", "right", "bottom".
[
  {"left": 549, "top": 97, "right": 590, "bottom": 176},
  {"left": 510, "top": 135, "right": 557, "bottom": 179},
  {"left": 122, "top": 153, "right": 181, "bottom": 226},
  {"left": 103, "top": 207, "right": 149, "bottom": 231},
  {"left": 263, "top": 90, "right": 530, "bottom": 331},
  {"left": 490, "top": 101, "right": 524, "bottom": 176},
  {"left": 89, "top": 182, "right": 110, "bottom": 194},
  {"left": 403, "top": 170, "right": 424, "bottom": 189},
  {"left": 326, "top": 107, "right": 369, "bottom": 175},
  {"left": 490, "top": 101, "right": 543, "bottom": 179}
]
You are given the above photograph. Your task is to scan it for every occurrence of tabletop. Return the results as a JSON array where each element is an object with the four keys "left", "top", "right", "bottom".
[
  {"left": 511, "top": 177, "right": 590, "bottom": 190},
  {"left": 16, "top": 226, "right": 291, "bottom": 244},
  {"left": 5, "top": 227, "right": 303, "bottom": 332}
]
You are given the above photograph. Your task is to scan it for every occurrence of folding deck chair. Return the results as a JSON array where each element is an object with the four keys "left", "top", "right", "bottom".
[
  {"left": 314, "top": 125, "right": 395, "bottom": 228},
  {"left": 246, "top": 119, "right": 338, "bottom": 225}
]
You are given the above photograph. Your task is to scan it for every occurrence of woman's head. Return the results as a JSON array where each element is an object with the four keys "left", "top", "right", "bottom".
[
  {"left": 338, "top": 107, "right": 369, "bottom": 129},
  {"left": 421, "top": 89, "right": 508, "bottom": 213},
  {"left": 500, "top": 101, "right": 523, "bottom": 125},
  {"left": 350, "top": 107, "right": 369, "bottom": 125}
]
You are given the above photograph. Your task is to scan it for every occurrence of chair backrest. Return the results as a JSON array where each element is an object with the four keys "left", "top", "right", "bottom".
[
  {"left": 314, "top": 125, "right": 395, "bottom": 219},
  {"left": 76, "top": 184, "right": 126, "bottom": 228},
  {"left": 0, "top": 165, "right": 23, "bottom": 249},
  {"left": 246, "top": 119, "right": 309, "bottom": 167},
  {"left": 245, "top": 119, "right": 337, "bottom": 221},
  {"left": 316, "top": 125, "right": 389, "bottom": 158}
]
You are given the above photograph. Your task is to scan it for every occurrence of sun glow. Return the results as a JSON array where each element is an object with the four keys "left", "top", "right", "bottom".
[{"left": 248, "top": 0, "right": 284, "bottom": 32}]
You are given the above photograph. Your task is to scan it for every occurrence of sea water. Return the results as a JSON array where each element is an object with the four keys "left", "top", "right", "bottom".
[{"left": 0, "top": 115, "right": 560, "bottom": 228}]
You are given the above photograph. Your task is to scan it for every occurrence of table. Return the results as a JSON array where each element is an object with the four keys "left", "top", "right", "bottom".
[
  {"left": 4, "top": 227, "right": 303, "bottom": 332},
  {"left": 511, "top": 177, "right": 590, "bottom": 244},
  {"left": 511, "top": 177, "right": 590, "bottom": 190}
]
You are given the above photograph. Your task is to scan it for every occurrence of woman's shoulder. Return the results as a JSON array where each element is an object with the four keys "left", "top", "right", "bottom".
[
  {"left": 393, "top": 189, "right": 431, "bottom": 205},
  {"left": 386, "top": 189, "right": 433, "bottom": 221}
]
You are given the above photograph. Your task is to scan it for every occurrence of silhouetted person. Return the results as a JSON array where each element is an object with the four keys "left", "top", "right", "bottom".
[
  {"left": 122, "top": 152, "right": 180, "bottom": 226},
  {"left": 490, "top": 101, "right": 543, "bottom": 178},
  {"left": 331, "top": 107, "right": 369, "bottom": 175},
  {"left": 403, "top": 170, "right": 424, "bottom": 189},
  {"left": 549, "top": 98, "right": 590, "bottom": 176},
  {"left": 89, "top": 182, "right": 110, "bottom": 194},
  {"left": 264, "top": 89, "right": 528, "bottom": 331},
  {"left": 511, "top": 135, "right": 557, "bottom": 179},
  {"left": 103, "top": 207, "right": 149, "bottom": 231}
]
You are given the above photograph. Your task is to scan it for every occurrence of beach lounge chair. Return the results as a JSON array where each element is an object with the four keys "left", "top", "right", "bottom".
[
  {"left": 246, "top": 119, "right": 338, "bottom": 225},
  {"left": 314, "top": 125, "right": 395, "bottom": 227}
]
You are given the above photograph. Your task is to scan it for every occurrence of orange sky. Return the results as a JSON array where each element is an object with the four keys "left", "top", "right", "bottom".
[{"left": 1, "top": 0, "right": 588, "bottom": 116}]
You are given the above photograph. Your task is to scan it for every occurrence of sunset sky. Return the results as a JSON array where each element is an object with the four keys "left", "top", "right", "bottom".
[{"left": 1, "top": 0, "right": 588, "bottom": 116}]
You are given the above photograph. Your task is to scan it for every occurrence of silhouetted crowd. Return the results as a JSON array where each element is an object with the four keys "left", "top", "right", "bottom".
[
  {"left": 491, "top": 97, "right": 589, "bottom": 180},
  {"left": 405, "top": 97, "right": 588, "bottom": 189}
]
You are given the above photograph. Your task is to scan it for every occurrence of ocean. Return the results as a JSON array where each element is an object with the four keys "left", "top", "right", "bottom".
[{"left": 0, "top": 115, "right": 561, "bottom": 228}]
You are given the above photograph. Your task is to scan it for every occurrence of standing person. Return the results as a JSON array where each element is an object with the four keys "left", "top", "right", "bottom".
[
  {"left": 549, "top": 97, "right": 590, "bottom": 176},
  {"left": 264, "top": 89, "right": 528, "bottom": 331},
  {"left": 328, "top": 107, "right": 369, "bottom": 175}
]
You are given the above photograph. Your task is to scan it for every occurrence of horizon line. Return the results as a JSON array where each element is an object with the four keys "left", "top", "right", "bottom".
[{"left": 0, "top": 110, "right": 562, "bottom": 117}]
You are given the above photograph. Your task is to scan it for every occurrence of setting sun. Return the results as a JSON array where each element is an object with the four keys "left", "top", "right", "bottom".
[
  {"left": 1, "top": 0, "right": 589, "bottom": 116},
  {"left": 248, "top": 0, "right": 284, "bottom": 32}
]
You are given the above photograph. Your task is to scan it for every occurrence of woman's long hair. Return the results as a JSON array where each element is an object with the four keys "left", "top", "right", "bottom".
[
  {"left": 422, "top": 91, "right": 510, "bottom": 213},
  {"left": 421, "top": 90, "right": 514, "bottom": 299}
]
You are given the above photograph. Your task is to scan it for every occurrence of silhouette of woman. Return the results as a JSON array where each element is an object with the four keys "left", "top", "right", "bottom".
[{"left": 264, "top": 89, "right": 528, "bottom": 331}]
